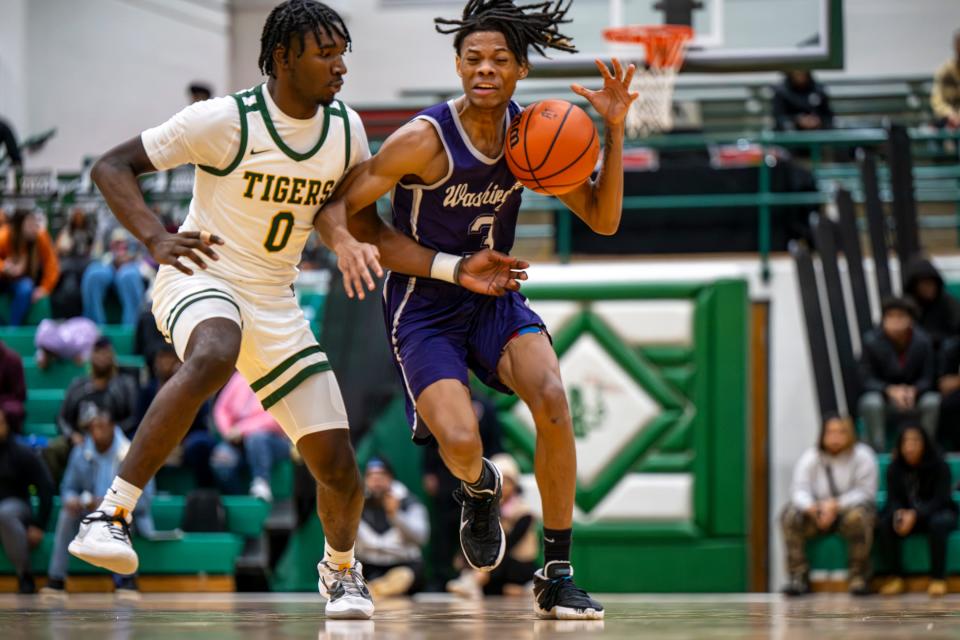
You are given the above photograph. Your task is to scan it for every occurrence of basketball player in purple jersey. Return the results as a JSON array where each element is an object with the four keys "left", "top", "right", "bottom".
[{"left": 316, "top": 0, "right": 636, "bottom": 619}]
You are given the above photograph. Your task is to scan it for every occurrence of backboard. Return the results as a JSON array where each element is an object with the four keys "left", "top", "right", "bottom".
[{"left": 528, "top": 0, "right": 844, "bottom": 77}]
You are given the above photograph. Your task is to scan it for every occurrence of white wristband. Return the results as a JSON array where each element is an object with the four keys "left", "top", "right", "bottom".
[{"left": 430, "top": 252, "right": 462, "bottom": 284}]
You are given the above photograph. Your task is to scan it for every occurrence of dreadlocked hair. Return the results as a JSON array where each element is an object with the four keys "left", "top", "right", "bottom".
[
  {"left": 434, "top": 0, "right": 577, "bottom": 65},
  {"left": 258, "top": 0, "right": 351, "bottom": 77}
]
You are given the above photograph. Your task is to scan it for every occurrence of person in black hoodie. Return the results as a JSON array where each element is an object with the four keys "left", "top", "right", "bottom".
[
  {"left": 772, "top": 71, "right": 835, "bottom": 132},
  {"left": 0, "top": 408, "right": 55, "bottom": 593},
  {"left": 903, "top": 257, "right": 960, "bottom": 351},
  {"left": 858, "top": 297, "right": 940, "bottom": 451},
  {"left": 877, "top": 424, "right": 958, "bottom": 597}
]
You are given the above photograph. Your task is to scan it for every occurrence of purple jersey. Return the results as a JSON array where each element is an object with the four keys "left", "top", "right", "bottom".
[{"left": 391, "top": 100, "right": 524, "bottom": 256}]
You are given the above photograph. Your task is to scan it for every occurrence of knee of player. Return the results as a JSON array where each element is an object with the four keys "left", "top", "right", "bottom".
[
  {"left": 181, "top": 347, "right": 238, "bottom": 393},
  {"left": 315, "top": 451, "right": 360, "bottom": 489},
  {"left": 528, "top": 379, "right": 570, "bottom": 424},
  {"left": 438, "top": 426, "right": 483, "bottom": 462}
]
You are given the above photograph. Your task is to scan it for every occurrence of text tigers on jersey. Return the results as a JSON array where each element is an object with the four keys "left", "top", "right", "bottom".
[{"left": 241, "top": 171, "right": 336, "bottom": 207}]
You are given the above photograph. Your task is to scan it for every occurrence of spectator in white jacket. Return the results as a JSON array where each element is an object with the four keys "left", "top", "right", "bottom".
[
  {"left": 781, "top": 413, "right": 878, "bottom": 597},
  {"left": 355, "top": 457, "right": 429, "bottom": 598}
]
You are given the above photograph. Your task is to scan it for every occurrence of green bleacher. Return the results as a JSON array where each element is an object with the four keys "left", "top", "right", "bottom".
[{"left": 0, "top": 321, "right": 293, "bottom": 586}]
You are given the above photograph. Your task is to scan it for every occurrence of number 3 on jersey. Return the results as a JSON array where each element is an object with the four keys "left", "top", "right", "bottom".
[
  {"left": 264, "top": 211, "right": 294, "bottom": 252},
  {"left": 469, "top": 214, "right": 496, "bottom": 252}
]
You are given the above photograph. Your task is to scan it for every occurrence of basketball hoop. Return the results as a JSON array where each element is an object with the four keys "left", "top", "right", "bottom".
[{"left": 602, "top": 24, "right": 693, "bottom": 138}]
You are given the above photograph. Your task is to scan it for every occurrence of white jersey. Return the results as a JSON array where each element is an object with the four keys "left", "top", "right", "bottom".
[{"left": 142, "top": 83, "right": 370, "bottom": 287}]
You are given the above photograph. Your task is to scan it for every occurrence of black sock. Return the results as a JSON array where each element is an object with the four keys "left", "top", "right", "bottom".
[
  {"left": 464, "top": 458, "right": 496, "bottom": 496},
  {"left": 543, "top": 527, "right": 572, "bottom": 566}
]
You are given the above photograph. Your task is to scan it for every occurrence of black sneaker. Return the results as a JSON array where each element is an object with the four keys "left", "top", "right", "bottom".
[
  {"left": 452, "top": 459, "right": 505, "bottom": 571},
  {"left": 782, "top": 572, "right": 811, "bottom": 597},
  {"left": 17, "top": 572, "right": 36, "bottom": 595},
  {"left": 533, "top": 561, "right": 604, "bottom": 620}
]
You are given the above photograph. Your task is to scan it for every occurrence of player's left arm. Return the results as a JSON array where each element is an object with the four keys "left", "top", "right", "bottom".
[{"left": 556, "top": 58, "right": 638, "bottom": 236}]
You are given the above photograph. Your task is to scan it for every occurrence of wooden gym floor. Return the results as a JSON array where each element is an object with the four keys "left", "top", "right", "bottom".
[{"left": 2, "top": 592, "right": 960, "bottom": 639}]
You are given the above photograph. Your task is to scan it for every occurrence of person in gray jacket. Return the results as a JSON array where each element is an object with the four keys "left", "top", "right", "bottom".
[
  {"left": 781, "top": 413, "right": 878, "bottom": 596},
  {"left": 355, "top": 457, "right": 429, "bottom": 598}
]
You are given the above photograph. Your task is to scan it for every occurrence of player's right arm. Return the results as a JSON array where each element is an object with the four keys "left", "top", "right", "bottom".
[
  {"left": 91, "top": 139, "right": 221, "bottom": 276},
  {"left": 316, "top": 122, "right": 528, "bottom": 299},
  {"left": 92, "top": 99, "right": 239, "bottom": 275}
]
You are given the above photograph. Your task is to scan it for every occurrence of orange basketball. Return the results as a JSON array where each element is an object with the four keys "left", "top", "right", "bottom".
[{"left": 505, "top": 99, "right": 600, "bottom": 195}]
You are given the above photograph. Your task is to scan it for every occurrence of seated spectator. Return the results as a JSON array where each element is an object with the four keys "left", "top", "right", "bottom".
[
  {"left": 34, "top": 317, "right": 99, "bottom": 369},
  {"left": 138, "top": 344, "right": 215, "bottom": 487},
  {"left": 211, "top": 371, "right": 289, "bottom": 502},
  {"left": 858, "top": 297, "right": 939, "bottom": 451},
  {"left": 932, "top": 30, "right": 960, "bottom": 129},
  {"left": 40, "top": 402, "right": 155, "bottom": 597},
  {"left": 0, "top": 209, "right": 60, "bottom": 326},
  {"left": 44, "top": 337, "right": 139, "bottom": 482},
  {"left": 877, "top": 424, "right": 958, "bottom": 598},
  {"left": 938, "top": 337, "right": 960, "bottom": 451},
  {"left": 772, "top": 70, "right": 834, "bottom": 132},
  {"left": 0, "top": 339, "right": 25, "bottom": 434},
  {"left": 780, "top": 414, "right": 877, "bottom": 596},
  {"left": 81, "top": 228, "right": 145, "bottom": 326},
  {"left": 355, "top": 458, "right": 429, "bottom": 598},
  {"left": 51, "top": 207, "right": 96, "bottom": 319},
  {"left": 447, "top": 453, "right": 537, "bottom": 598},
  {"left": 0, "top": 408, "right": 54, "bottom": 594},
  {"left": 904, "top": 257, "right": 960, "bottom": 351}
]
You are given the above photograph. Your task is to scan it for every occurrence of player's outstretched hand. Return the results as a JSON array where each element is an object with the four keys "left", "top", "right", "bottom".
[
  {"left": 459, "top": 249, "right": 529, "bottom": 297},
  {"left": 336, "top": 238, "right": 384, "bottom": 300},
  {"left": 148, "top": 230, "right": 223, "bottom": 276},
  {"left": 571, "top": 57, "right": 640, "bottom": 127}
]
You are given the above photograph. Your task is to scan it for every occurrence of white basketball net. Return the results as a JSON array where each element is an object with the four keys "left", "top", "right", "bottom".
[
  {"left": 603, "top": 25, "right": 693, "bottom": 139},
  {"left": 627, "top": 67, "right": 680, "bottom": 138}
]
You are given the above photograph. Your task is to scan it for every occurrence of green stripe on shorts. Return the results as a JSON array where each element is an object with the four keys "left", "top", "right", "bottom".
[
  {"left": 168, "top": 294, "right": 243, "bottom": 351},
  {"left": 260, "top": 360, "right": 332, "bottom": 409},
  {"left": 250, "top": 344, "right": 324, "bottom": 392}
]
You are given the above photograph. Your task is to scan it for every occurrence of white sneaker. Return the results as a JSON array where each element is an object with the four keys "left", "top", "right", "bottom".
[
  {"left": 67, "top": 510, "right": 139, "bottom": 575},
  {"left": 250, "top": 478, "right": 273, "bottom": 503},
  {"left": 446, "top": 571, "right": 483, "bottom": 599},
  {"left": 318, "top": 560, "right": 375, "bottom": 620}
]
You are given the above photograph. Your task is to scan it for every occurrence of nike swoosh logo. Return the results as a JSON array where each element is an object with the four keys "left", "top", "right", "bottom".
[
  {"left": 544, "top": 537, "right": 556, "bottom": 543},
  {"left": 250, "top": 148, "right": 269, "bottom": 155}
]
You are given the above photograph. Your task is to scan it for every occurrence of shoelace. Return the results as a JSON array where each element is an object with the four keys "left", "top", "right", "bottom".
[
  {"left": 81, "top": 511, "right": 131, "bottom": 543},
  {"left": 331, "top": 565, "right": 369, "bottom": 600},
  {"left": 539, "top": 576, "right": 595, "bottom": 608},
  {"left": 453, "top": 487, "right": 494, "bottom": 538}
]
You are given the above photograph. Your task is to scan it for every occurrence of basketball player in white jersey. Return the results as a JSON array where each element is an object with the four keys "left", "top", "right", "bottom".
[{"left": 66, "top": 0, "right": 526, "bottom": 619}]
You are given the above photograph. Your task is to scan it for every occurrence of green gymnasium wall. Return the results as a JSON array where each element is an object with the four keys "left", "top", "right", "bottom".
[{"left": 274, "top": 278, "right": 749, "bottom": 593}]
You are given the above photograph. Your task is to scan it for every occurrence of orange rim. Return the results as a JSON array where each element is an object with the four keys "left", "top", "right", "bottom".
[{"left": 602, "top": 24, "right": 693, "bottom": 69}]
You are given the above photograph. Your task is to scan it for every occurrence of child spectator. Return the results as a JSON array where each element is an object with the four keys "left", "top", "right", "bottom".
[{"left": 51, "top": 206, "right": 96, "bottom": 319}]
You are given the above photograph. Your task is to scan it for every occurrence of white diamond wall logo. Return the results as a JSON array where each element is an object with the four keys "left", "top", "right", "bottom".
[{"left": 513, "top": 333, "right": 661, "bottom": 486}]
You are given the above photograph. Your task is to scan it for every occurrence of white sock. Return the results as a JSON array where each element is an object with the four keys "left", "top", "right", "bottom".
[
  {"left": 323, "top": 540, "right": 355, "bottom": 568},
  {"left": 97, "top": 477, "right": 142, "bottom": 522}
]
